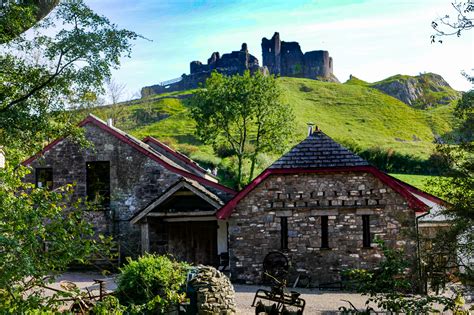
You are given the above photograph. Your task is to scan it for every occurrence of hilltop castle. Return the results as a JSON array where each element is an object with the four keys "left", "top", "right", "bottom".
[
  {"left": 141, "top": 32, "right": 338, "bottom": 97},
  {"left": 262, "top": 32, "right": 337, "bottom": 82}
]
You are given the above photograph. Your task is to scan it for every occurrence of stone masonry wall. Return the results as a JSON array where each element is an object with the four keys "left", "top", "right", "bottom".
[
  {"left": 190, "top": 266, "right": 237, "bottom": 315},
  {"left": 228, "top": 172, "right": 417, "bottom": 285},
  {"left": 24, "top": 123, "right": 182, "bottom": 259}
]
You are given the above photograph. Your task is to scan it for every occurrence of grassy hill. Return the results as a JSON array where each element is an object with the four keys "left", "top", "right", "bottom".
[
  {"left": 346, "top": 73, "right": 460, "bottom": 108},
  {"left": 85, "top": 76, "right": 457, "bottom": 188}
]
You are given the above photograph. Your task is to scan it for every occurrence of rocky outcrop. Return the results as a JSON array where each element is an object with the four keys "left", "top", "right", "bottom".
[
  {"left": 371, "top": 73, "right": 459, "bottom": 108},
  {"left": 262, "top": 32, "right": 339, "bottom": 82},
  {"left": 189, "top": 266, "right": 236, "bottom": 315}
]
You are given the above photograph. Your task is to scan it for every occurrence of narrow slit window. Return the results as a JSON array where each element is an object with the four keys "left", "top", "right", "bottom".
[
  {"left": 362, "top": 215, "right": 371, "bottom": 248},
  {"left": 86, "top": 161, "right": 110, "bottom": 209},
  {"left": 36, "top": 168, "right": 53, "bottom": 190},
  {"left": 280, "top": 217, "right": 288, "bottom": 250},
  {"left": 321, "top": 215, "right": 329, "bottom": 248}
]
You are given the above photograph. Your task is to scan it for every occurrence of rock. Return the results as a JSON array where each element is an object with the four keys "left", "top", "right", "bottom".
[{"left": 371, "top": 73, "right": 459, "bottom": 107}]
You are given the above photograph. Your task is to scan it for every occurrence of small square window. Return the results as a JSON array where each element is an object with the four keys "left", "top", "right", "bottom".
[{"left": 36, "top": 168, "right": 53, "bottom": 190}]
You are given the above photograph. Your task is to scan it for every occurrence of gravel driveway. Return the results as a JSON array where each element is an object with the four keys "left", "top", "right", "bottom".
[
  {"left": 43, "top": 272, "right": 471, "bottom": 314},
  {"left": 233, "top": 285, "right": 370, "bottom": 314}
]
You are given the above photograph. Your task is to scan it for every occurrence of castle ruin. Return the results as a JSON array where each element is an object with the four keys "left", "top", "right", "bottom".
[
  {"left": 141, "top": 32, "right": 338, "bottom": 97},
  {"left": 262, "top": 32, "right": 337, "bottom": 82},
  {"left": 141, "top": 44, "right": 260, "bottom": 97}
]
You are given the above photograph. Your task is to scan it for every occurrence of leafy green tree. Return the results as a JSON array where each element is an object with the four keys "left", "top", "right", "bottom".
[
  {"left": 425, "top": 91, "right": 474, "bottom": 288},
  {"left": 0, "top": 0, "right": 59, "bottom": 44},
  {"left": 0, "top": 165, "right": 115, "bottom": 312},
  {"left": 190, "top": 71, "right": 294, "bottom": 188},
  {"left": 0, "top": 0, "right": 139, "bottom": 162},
  {"left": 0, "top": 0, "right": 138, "bottom": 311}
]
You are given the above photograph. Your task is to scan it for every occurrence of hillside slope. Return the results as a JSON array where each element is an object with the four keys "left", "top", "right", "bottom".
[
  {"left": 346, "top": 73, "right": 460, "bottom": 108},
  {"left": 86, "top": 77, "right": 456, "bottom": 185}
]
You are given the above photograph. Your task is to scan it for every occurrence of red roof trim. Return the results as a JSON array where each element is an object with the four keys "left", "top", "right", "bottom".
[
  {"left": 142, "top": 136, "right": 208, "bottom": 175},
  {"left": 23, "top": 115, "right": 236, "bottom": 195},
  {"left": 389, "top": 175, "right": 447, "bottom": 205},
  {"left": 217, "top": 166, "right": 431, "bottom": 219},
  {"left": 22, "top": 138, "right": 64, "bottom": 166}
]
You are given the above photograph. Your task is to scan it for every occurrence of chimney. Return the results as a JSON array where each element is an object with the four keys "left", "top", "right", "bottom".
[
  {"left": 107, "top": 118, "right": 113, "bottom": 127},
  {"left": 307, "top": 122, "right": 315, "bottom": 136}
]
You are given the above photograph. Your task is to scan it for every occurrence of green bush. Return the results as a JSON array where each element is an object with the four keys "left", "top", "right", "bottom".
[{"left": 115, "top": 254, "right": 190, "bottom": 314}]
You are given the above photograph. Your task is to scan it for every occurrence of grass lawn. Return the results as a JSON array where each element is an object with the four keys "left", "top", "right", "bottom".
[{"left": 389, "top": 173, "right": 441, "bottom": 191}]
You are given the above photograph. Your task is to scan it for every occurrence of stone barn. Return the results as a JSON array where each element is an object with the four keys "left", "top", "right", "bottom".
[
  {"left": 23, "top": 115, "right": 446, "bottom": 282},
  {"left": 217, "top": 126, "right": 445, "bottom": 286},
  {"left": 23, "top": 114, "right": 236, "bottom": 264}
]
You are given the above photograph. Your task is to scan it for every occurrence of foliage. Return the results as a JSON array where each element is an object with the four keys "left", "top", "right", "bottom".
[
  {"left": 114, "top": 254, "right": 190, "bottom": 314},
  {"left": 190, "top": 71, "right": 294, "bottom": 188},
  {"left": 431, "top": 0, "right": 474, "bottom": 43},
  {"left": 365, "top": 292, "right": 468, "bottom": 314},
  {"left": 0, "top": 165, "right": 113, "bottom": 313},
  {"left": 0, "top": 0, "right": 139, "bottom": 161},
  {"left": 342, "top": 240, "right": 470, "bottom": 314},
  {"left": 343, "top": 239, "right": 412, "bottom": 295},
  {"left": 0, "top": 0, "right": 137, "bottom": 312},
  {"left": 92, "top": 296, "right": 127, "bottom": 315},
  {"left": 0, "top": 1, "right": 60, "bottom": 42},
  {"left": 424, "top": 93, "right": 474, "bottom": 289}
]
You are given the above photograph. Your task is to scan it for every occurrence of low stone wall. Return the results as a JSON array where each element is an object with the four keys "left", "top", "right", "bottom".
[{"left": 190, "top": 266, "right": 236, "bottom": 315}]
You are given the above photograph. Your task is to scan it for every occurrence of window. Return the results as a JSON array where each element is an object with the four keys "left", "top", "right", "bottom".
[
  {"left": 321, "top": 215, "right": 329, "bottom": 248},
  {"left": 35, "top": 168, "right": 53, "bottom": 190},
  {"left": 86, "top": 161, "right": 110, "bottom": 208},
  {"left": 362, "top": 215, "right": 371, "bottom": 248},
  {"left": 280, "top": 217, "right": 288, "bottom": 250}
]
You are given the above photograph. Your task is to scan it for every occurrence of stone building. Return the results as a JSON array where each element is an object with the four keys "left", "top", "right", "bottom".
[
  {"left": 23, "top": 114, "right": 236, "bottom": 264},
  {"left": 217, "top": 126, "right": 445, "bottom": 285},
  {"left": 24, "top": 116, "right": 446, "bottom": 285},
  {"left": 261, "top": 32, "right": 338, "bottom": 82},
  {"left": 141, "top": 43, "right": 260, "bottom": 97}
]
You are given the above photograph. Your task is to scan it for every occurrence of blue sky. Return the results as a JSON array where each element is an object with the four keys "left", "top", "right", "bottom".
[{"left": 85, "top": 0, "right": 473, "bottom": 99}]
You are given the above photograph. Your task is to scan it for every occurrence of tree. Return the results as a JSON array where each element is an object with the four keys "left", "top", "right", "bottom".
[
  {"left": 0, "top": 0, "right": 139, "bottom": 161},
  {"left": 0, "top": 0, "right": 138, "bottom": 311},
  {"left": 425, "top": 91, "right": 474, "bottom": 288},
  {"left": 190, "top": 71, "right": 294, "bottom": 189},
  {"left": 0, "top": 0, "right": 59, "bottom": 44},
  {"left": 104, "top": 77, "right": 127, "bottom": 122},
  {"left": 425, "top": 2, "right": 474, "bottom": 289},
  {"left": 431, "top": 0, "right": 474, "bottom": 43}
]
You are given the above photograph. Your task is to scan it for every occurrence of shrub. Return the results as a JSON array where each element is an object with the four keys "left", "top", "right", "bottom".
[{"left": 115, "top": 254, "right": 190, "bottom": 314}]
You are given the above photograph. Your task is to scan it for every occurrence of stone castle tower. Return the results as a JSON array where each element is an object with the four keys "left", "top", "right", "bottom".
[{"left": 261, "top": 32, "right": 337, "bottom": 82}]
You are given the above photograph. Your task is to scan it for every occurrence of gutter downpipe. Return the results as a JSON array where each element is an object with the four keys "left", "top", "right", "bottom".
[{"left": 416, "top": 211, "right": 430, "bottom": 294}]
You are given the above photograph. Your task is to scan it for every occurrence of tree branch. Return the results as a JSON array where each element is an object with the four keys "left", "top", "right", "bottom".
[{"left": 0, "top": 50, "right": 79, "bottom": 113}]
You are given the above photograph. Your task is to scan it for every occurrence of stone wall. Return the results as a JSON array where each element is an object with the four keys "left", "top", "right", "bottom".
[
  {"left": 141, "top": 43, "right": 260, "bottom": 97},
  {"left": 24, "top": 123, "right": 183, "bottom": 259},
  {"left": 228, "top": 172, "right": 418, "bottom": 285},
  {"left": 261, "top": 32, "right": 338, "bottom": 82},
  {"left": 190, "top": 266, "right": 236, "bottom": 315}
]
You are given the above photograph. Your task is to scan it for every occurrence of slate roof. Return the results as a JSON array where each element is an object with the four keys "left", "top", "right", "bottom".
[{"left": 269, "top": 130, "right": 369, "bottom": 169}]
